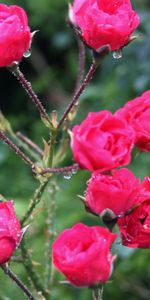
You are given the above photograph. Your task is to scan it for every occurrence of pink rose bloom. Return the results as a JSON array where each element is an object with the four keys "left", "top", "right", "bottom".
[
  {"left": 118, "top": 200, "right": 150, "bottom": 248},
  {"left": 115, "top": 91, "right": 150, "bottom": 152},
  {"left": 85, "top": 168, "right": 142, "bottom": 217},
  {"left": 0, "top": 201, "right": 21, "bottom": 264},
  {"left": 71, "top": 111, "right": 135, "bottom": 172},
  {"left": 118, "top": 176, "right": 150, "bottom": 248},
  {"left": 0, "top": 4, "right": 31, "bottom": 67},
  {"left": 69, "top": 0, "right": 140, "bottom": 51},
  {"left": 52, "top": 223, "right": 117, "bottom": 286}
]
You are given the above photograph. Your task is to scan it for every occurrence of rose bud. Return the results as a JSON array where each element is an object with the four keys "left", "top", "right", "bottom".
[
  {"left": 118, "top": 199, "right": 150, "bottom": 249},
  {"left": 71, "top": 111, "right": 135, "bottom": 172},
  {"left": 0, "top": 4, "right": 31, "bottom": 67},
  {"left": 52, "top": 223, "right": 117, "bottom": 287},
  {"left": 0, "top": 201, "right": 21, "bottom": 264},
  {"left": 69, "top": 0, "right": 139, "bottom": 52},
  {"left": 115, "top": 91, "right": 150, "bottom": 152},
  {"left": 85, "top": 168, "right": 142, "bottom": 218}
]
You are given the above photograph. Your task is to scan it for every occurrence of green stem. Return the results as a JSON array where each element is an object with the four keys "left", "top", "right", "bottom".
[
  {"left": 21, "top": 239, "right": 50, "bottom": 300},
  {"left": 21, "top": 179, "right": 49, "bottom": 226},
  {"left": 44, "top": 181, "right": 57, "bottom": 289}
]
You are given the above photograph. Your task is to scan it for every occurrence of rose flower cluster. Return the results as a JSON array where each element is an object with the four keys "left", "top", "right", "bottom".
[
  {"left": 0, "top": 0, "right": 149, "bottom": 296},
  {"left": 52, "top": 0, "right": 150, "bottom": 290}
]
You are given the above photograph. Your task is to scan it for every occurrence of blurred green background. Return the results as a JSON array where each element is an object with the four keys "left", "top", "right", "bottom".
[{"left": 0, "top": 0, "right": 150, "bottom": 299}]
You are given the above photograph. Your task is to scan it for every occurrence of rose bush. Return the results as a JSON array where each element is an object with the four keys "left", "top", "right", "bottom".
[
  {"left": 115, "top": 91, "right": 150, "bottom": 152},
  {"left": 71, "top": 111, "right": 135, "bottom": 172},
  {"left": 0, "top": 4, "right": 31, "bottom": 67},
  {"left": 85, "top": 168, "right": 142, "bottom": 217},
  {"left": 69, "top": 0, "right": 139, "bottom": 51},
  {"left": 52, "top": 223, "right": 117, "bottom": 286},
  {"left": 118, "top": 177, "right": 150, "bottom": 248},
  {"left": 0, "top": 201, "right": 21, "bottom": 264}
]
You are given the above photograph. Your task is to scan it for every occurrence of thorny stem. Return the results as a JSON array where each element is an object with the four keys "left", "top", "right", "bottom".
[
  {"left": 9, "top": 66, "right": 51, "bottom": 127},
  {"left": 0, "top": 130, "right": 35, "bottom": 169},
  {"left": 40, "top": 163, "right": 79, "bottom": 175},
  {"left": 1, "top": 264, "right": 36, "bottom": 300},
  {"left": 73, "top": 38, "right": 85, "bottom": 94},
  {"left": 92, "top": 286, "right": 104, "bottom": 300},
  {"left": 21, "top": 239, "right": 50, "bottom": 300},
  {"left": 44, "top": 182, "right": 57, "bottom": 289},
  {"left": 57, "top": 61, "right": 97, "bottom": 128},
  {"left": 12, "top": 132, "right": 41, "bottom": 162},
  {"left": 21, "top": 179, "right": 49, "bottom": 226},
  {"left": 17, "top": 132, "right": 44, "bottom": 157}
]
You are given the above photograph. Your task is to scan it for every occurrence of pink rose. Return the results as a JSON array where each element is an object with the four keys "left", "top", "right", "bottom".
[
  {"left": 71, "top": 111, "right": 135, "bottom": 172},
  {"left": 115, "top": 91, "right": 150, "bottom": 152},
  {"left": 69, "top": 0, "right": 139, "bottom": 51},
  {"left": 118, "top": 177, "right": 150, "bottom": 248},
  {"left": 0, "top": 4, "right": 31, "bottom": 67},
  {"left": 0, "top": 201, "right": 21, "bottom": 264},
  {"left": 52, "top": 223, "right": 117, "bottom": 286},
  {"left": 85, "top": 168, "right": 142, "bottom": 217},
  {"left": 118, "top": 200, "right": 150, "bottom": 249}
]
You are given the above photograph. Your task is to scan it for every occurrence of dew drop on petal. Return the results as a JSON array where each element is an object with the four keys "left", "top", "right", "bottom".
[{"left": 23, "top": 49, "right": 31, "bottom": 58}]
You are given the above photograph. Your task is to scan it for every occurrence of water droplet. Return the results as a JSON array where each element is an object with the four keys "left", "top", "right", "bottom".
[
  {"left": 63, "top": 172, "right": 72, "bottom": 180},
  {"left": 113, "top": 50, "right": 122, "bottom": 59},
  {"left": 23, "top": 49, "right": 31, "bottom": 58},
  {"left": 72, "top": 168, "right": 77, "bottom": 175}
]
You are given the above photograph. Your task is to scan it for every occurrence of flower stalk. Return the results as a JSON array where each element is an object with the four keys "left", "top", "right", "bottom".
[
  {"left": 40, "top": 163, "right": 79, "bottom": 175},
  {"left": 17, "top": 132, "right": 44, "bottom": 157},
  {"left": 21, "top": 179, "right": 49, "bottom": 226},
  {"left": 9, "top": 65, "right": 51, "bottom": 128},
  {"left": 73, "top": 37, "right": 85, "bottom": 94},
  {"left": 57, "top": 61, "right": 97, "bottom": 129},
  {"left": 44, "top": 181, "right": 57, "bottom": 289},
  {"left": 1, "top": 264, "right": 36, "bottom": 300},
  {"left": 0, "top": 130, "right": 35, "bottom": 169},
  {"left": 92, "top": 286, "right": 104, "bottom": 300},
  {"left": 21, "top": 239, "right": 50, "bottom": 300}
]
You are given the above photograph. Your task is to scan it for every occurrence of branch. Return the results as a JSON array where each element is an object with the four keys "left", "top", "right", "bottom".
[
  {"left": 21, "top": 179, "right": 49, "bottom": 226},
  {"left": 21, "top": 239, "right": 50, "bottom": 300},
  {"left": 57, "top": 61, "right": 97, "bottom": 128},
  {"left": 73, "top": 38, "right": 85, "bottom": 94},
  {"left": 17, "top": 132, "right": 44, "bottom": 157},
  {"left": 9, "top": 66, "right": 51, "bottom": 128},
  {"left": 1, "top": 264, "right": 36, "bottom": 300},
  {"left": 40, "top": 163, "right": 79, "bottom": 175},
  {"left": 0, "top": 130, "right": 34, "bottom": 169},
  {"left": 44, "top": 181, "right": 57, "bottom": 289}
]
